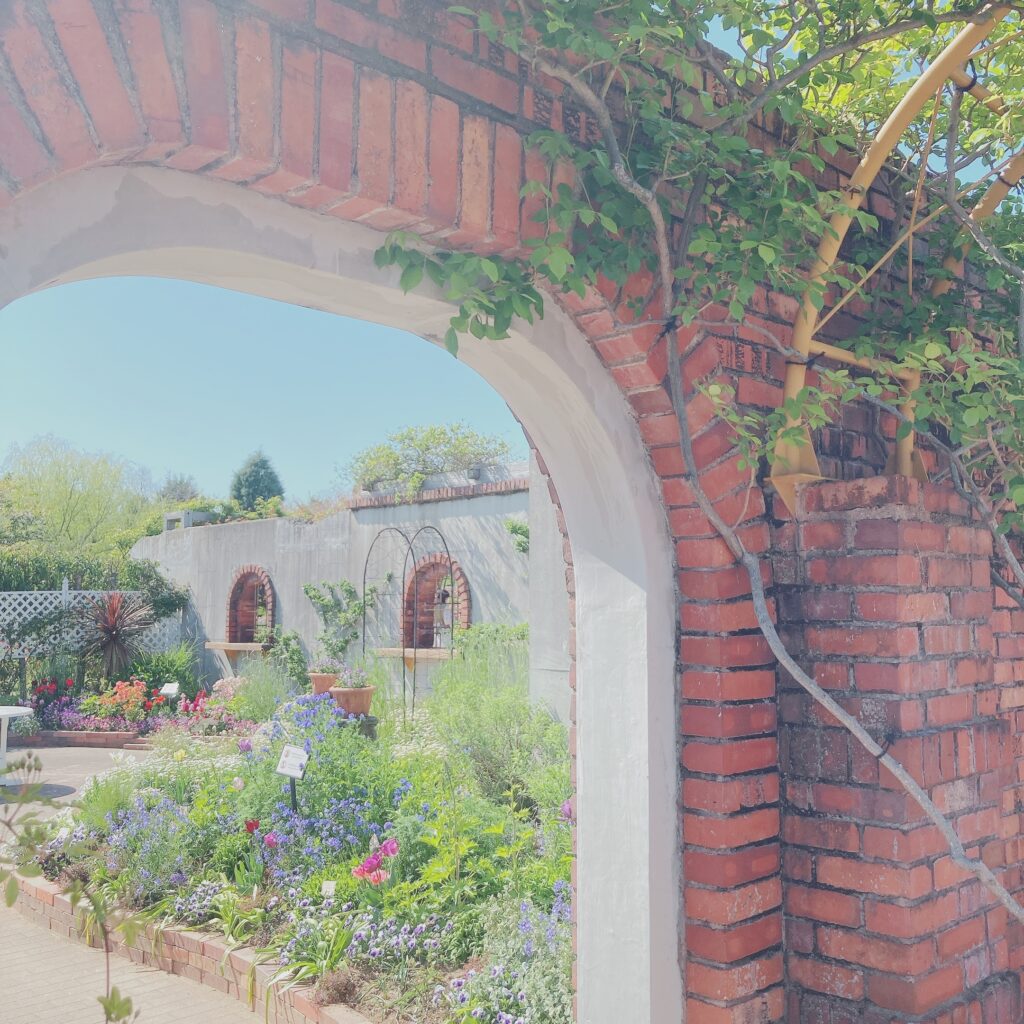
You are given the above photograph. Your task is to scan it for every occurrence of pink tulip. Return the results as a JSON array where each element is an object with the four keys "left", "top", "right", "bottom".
[
  {"left": 379, "top": 838, "right": 399, "bottom": 858},
  {"left": 263, "top": 832, "right": 280, "bottom": 849},
  {"left": 367, "top": 869, "right": 390, "bottom": 886}
]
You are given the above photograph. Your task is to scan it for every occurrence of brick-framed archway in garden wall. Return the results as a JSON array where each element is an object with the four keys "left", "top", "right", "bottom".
[
  {"left": 13, "top": 2, "right": 1024, "bottom": 1022},
  {"left": 402, "top": 555, "right": 471, "bottom": 649}
]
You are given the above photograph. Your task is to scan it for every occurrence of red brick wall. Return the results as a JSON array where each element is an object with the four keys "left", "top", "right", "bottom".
[{"left": 777, "top": 476, "right": 1020, "bottom": 1023}]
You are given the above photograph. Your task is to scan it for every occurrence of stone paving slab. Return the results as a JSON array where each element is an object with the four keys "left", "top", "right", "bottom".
[{"left": 0, "top": 907, "right": 260, "bottom": 1024}]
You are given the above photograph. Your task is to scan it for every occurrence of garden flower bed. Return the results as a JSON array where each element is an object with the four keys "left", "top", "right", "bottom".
[
  {"left": 19, "top": 636, "right": 573, "bottom": 1024},
  {"left": 12, "top": 674, "right": 258, "bottom": 745}
]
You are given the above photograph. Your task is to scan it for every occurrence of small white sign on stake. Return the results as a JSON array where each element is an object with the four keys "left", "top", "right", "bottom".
[
  {"left": 275, "top": 744, "right": 309, "bottom": 781},
  {"left": 159, "top": 683, "right": 180, "bottom": 698},
  {"left": 320, "top": 880, "right": 337, "bottom": 898}
]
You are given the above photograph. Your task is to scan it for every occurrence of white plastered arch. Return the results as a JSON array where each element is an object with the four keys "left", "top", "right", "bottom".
[{"left": 0, "top": 166, "right": 682, "bottom": 1024}]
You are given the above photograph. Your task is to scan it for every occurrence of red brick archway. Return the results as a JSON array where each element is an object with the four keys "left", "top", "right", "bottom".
[
  {"left": 8, "top": 3, "right": 1024, "bottom": 1022},
  {"left": 0, "top": 2, "right": 832, "bottom": 1018},
  {"left": 402, "top": 554, "right": 470, "bottom": 648}
]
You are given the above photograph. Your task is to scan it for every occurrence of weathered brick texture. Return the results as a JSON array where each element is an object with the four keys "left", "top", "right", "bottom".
[{"left": 778, "top": 476, "right": 1020, "bottom": 1022}]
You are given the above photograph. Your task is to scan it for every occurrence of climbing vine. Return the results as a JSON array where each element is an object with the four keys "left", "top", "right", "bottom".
[{"left": 376, "top": 1, "right": 1024, "bottom": 922}]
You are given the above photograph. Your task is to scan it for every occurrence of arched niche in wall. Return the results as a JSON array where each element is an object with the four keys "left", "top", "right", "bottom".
[
  {"left": 402, "top": 555, "right": 471, "bottom": 649},
  {"left": 226, "top": 565, "right": 275, "bottom": 644}
]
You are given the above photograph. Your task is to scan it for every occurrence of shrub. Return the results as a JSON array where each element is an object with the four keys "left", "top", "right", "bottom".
[
  {"left": 228, "top": 657, "right": 298, "bottom": 722},
  {"left": 10, "top": 710, "right": 39, "bottom": 736},
  {"left": 427, "top": 629, "right": 568, "bottom": 809},
  {"left": 347, "top": 424, "right": 512, "bottom": 497},
  {"left": 435, "top": 888, "right": 573, "bottom": 1024},
  {"left": 80, "top": 592, "right": 155, "bottom": 678},
  {"left": 130, "top": 642, "right": 199, "bottom": 698}
]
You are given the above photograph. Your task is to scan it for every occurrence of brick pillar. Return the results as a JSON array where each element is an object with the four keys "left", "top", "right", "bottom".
[{"left": 778, "top": 476, "right": 1019, "bottom": 1022}]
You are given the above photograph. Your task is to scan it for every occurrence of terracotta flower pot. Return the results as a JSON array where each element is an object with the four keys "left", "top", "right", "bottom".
[
  {"left": 329, "top": 685, "right": 375, "bottom": 717},
  {"left": 309, "top": 673, "right": 339, "bottom": 695}
]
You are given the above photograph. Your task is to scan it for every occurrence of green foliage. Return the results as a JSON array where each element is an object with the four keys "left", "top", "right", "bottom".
[
  {"left": 375, "top": 238, "right": 544, "bottom": 355},
  {"left": 26, "top": 628, "right": 572, "bottom": 1022},
  {"left": 97, "top": 985, "right": 137, "bottom": 1024},
  {"left": 79, "top": 593, "right": 155, "bottom": 680},
  {"left": 346, "top": 423, "right": 513, "bottom": 496},
  {"left": 304, "top": 579, "right": 376, "bottom": 665},
  {"left": 1, "top": 437, "right": 156, "bottom": 556},
  {"left": 10, "top": 711, "right": 39, "bottom": 736},
  {"left": 258, "top": 626, "right": 310, "bottom": 688},
  {"left": 229, "top": 656, "right": 298, "bottom": 722},
  {"left": 428, "top": 627, "right": 568, "bottom": 810},
  {"left": 0, "top": 547, "right": 186, "bottom": 616},
  {"left": 504, "top": 518, "right": 530, "bottom": 554},
  {"left": 229, "top": 451, "right": 284, "bottom": 511},
  {"left": 156, "top": 474, "right": 199, "bottom": 504},
  {"left": 373, "top": 2, "right": 1024, "bottom": 542},
  {"left": 76, "top": 770, "right": 138, "bottom": 838},
  {"left": 129, "top": 642, "right": 199, "bottom": 698}
]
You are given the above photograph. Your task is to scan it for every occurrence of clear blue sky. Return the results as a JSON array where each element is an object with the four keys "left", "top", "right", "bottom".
[{"left": 0, "top": 277, "right": 526, "bottom": 501}]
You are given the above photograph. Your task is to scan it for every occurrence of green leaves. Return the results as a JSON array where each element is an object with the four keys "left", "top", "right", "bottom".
[
  {"left": 98, "top": 987, "right": 136, "bottom": 1024},
  {"left": 375, "top": 234, "right": 544, "bottom": 356}
]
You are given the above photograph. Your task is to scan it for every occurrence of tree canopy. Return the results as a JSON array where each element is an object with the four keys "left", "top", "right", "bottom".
[
  {"left": 1, "top": 437, "right": 155, "bottom": 556},
  {"left": 229, "top": 451, "right": 285, "bottom": 511},
  {"left": 347, "top": 424, "right": 513, "bottom": 496}
]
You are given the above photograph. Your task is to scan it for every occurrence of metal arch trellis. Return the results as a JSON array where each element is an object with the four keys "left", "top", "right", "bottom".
[
  {"left": 361, "top": 524, "right": 412, "bottom": 653},
  {"left": 360, "top": 524, "right": 457, "bottom": 718},
  {"left": 769, "top": 6, "right": 1023, "bottom": 512}
]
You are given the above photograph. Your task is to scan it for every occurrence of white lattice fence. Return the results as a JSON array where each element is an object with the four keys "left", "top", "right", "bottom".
[{"left": 0, "top": 581, "right": 180, "bottom": 659}]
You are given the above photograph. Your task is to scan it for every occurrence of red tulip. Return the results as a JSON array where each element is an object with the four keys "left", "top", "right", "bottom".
[
  {"left": 245, "top": 819, "right": 260, "bottom": 834},
  {"left": 144, "top": 700, "right": 153, "bottom": 710},
  {"left": 65, "top": 679, "right": 74, "bottom": 688}
]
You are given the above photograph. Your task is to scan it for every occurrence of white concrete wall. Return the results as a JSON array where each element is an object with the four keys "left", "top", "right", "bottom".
[
  {"left": 131, "top": 487, "right": 532, "bottom": 681},
  {"left": 528, "top": 453, "right": 572, "bottom": 721}
]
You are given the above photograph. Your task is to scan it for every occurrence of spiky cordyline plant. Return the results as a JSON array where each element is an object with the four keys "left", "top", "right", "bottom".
[{"left": 81, "top": 592, "right": 155, "bottom": 680}]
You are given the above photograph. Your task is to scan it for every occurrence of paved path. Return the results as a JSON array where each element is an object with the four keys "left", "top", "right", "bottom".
[
  {"left": 2, "top": 744, "right": 148, "bottom": 818},
  {"left": 1, "top": 907, "right": 259, "bottom": 1023}
]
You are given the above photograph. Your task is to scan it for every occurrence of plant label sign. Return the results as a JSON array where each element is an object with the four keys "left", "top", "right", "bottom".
[
  {"left": 320, "top": 880, "right": 337, "bottom": 897},
  {"left": 159, "top": 683, "right": 180, "bottom": 698},
  {"left": 275, "top": 744, "right": 309, "bottom": 781}
]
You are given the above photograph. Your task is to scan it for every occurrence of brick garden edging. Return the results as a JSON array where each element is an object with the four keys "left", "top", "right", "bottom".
[
  {"left": 9, "top": 731, "right": 141, "bottom": 749},
  {"left": 15, "top": 876, "right": 369, "bottom": 1024}
]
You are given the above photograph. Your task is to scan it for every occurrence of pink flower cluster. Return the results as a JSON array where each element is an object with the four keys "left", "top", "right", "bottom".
[{"left": 351, "top": 837, "right": 399, "bottom": 886}]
